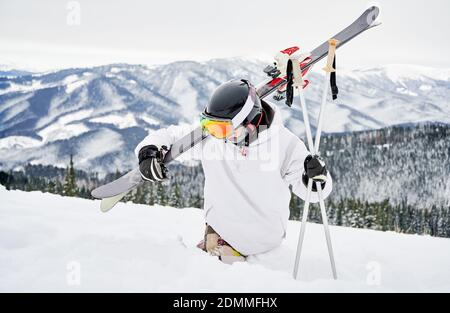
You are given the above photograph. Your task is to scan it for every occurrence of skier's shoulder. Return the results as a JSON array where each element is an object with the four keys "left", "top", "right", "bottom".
[
  {"left": 276, "top": 121, "right": 308, "bottom": 154},
  {"left": 262, "top": 100, "right": 305, "bottom": 146},
  {"left": 273, "top": 114, "right": 302, "bottom": 143}
]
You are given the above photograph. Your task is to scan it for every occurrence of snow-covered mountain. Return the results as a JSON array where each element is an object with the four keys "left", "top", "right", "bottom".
[
  {"left": 0, "top": 64, "right": 34, "bottom": 78},
  {"left": 1, "top": 186, "right": 450, "bottom": 292},
  {"left": 0, "top": 59, "right": 449, "bottom": 173}
]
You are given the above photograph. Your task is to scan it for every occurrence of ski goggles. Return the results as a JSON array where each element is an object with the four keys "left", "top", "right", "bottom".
[
  {"left": 200, "top": 117, "right": 234, "bottom": 139},
  {"left": 201, "top": 84, "right": 259, "bottom": 139}
]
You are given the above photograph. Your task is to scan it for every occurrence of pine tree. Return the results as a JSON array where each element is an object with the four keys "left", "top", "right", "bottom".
[
  {"left": 363, "top": 201, "right": 376, "bottom": 229},
  {"left": 155, "top": 182, "right": 167, "bottom": 206},
  {"left": 444, "top": 208, "right": 450, "bottom": 238},
  {"left": 289, "top": 192, "right": 301, "bottom": 221},
  {"left": 429, "top": 205, "right": 439, "bottom": 236},
  {"left": 147, "top": 183, "right": 156, "bottom": 205},
  {"left": 63, "top": 154, "right": 77, "bottom": 197},
  {"left": 133, "top": 184, "right": 146, "bottom": 204},
  {"left": 46, "top": 180, "right": 56, "bottom": 193},
  {"left": 188, "top": 190, "right": 202, "bottom": 208},
  {"left": 335, "top": 201, "right": 344, "bottom": 226},
  {"left": 168, "top": 182, "right": 182, "bottom": 208}
]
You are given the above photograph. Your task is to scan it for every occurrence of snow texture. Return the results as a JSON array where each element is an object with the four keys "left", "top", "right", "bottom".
[
  {"left": 90, "top": 113, "right": 138, "bottom": 129},
  {"left": 0, "top": 136, "right": 42, "bottom": 150},
  {"left": 1, "top": 187, "right": 449, "bottom": 292}
]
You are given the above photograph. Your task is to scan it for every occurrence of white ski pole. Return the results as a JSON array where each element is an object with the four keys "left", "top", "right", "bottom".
[
  {"left": 293, "top": 39, "right": 339, "bottom": 280},
  {"left": 291, "top": 68, "right": 321, "bottom": 279},
  {"left": 291, "top": 57, "right": 314, "bottom": 280},
  {"left": 313, "top": 39, "right": 338, "bottom": 280}
]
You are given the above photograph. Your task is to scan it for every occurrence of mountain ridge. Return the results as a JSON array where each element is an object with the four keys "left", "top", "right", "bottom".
[{"left": 0, "top": 59, "right": 449, "bottom": 173}]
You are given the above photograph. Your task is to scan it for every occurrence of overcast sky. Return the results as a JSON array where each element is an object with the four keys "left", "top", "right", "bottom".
[{"left": 0, "top": 0, "right": 449, "bottom": 71}]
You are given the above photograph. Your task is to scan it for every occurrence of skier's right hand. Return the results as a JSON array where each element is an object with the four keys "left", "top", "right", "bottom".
[
  {"left": 138, "top": 145, "right": 168, "bottom": 182},
  {"left": 302, "top": 154, "right": 327, "bottom": 191}
]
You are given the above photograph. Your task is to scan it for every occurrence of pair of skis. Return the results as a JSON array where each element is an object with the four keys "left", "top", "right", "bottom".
[{"left": 91, "top": 6, "right": 380, "bottom": 214}]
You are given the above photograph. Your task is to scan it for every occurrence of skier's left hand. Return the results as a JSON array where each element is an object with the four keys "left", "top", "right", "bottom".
[{"left": 302, "top": 155, "right": 328, "bottom": 190}]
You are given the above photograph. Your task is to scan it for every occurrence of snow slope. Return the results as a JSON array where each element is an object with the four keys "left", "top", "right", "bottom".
[{"left": 1, "top": 187, "right": 449, "bottom": 292}]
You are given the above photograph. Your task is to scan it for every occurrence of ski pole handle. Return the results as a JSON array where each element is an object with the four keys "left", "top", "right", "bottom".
[
  {"left": 322, "top": 39, "right": 339, "bottom": 73},
  {"left": 314, "top": 38, "right": 339, "bottom": 152}
]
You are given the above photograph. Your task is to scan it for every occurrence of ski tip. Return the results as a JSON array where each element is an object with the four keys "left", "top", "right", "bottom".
[
  {"left": 100, "top": 202, "right": 114, "bottom": 213},
  {"left": 99, "top": 192, "right": 127, "bottom": 213},
  {"left": 91, "top": 188, "right": 101, "bottom": 199},
  {"left": 100, "top": 198, "right": 117, "bottom": 213},
  {"left": 366, "top": 5, "right": 380, "bottom": 26}
]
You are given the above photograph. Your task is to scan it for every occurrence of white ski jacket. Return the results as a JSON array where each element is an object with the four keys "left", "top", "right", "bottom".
[{"left": 135, "top": 102, "right": 332, "bottom": 256}]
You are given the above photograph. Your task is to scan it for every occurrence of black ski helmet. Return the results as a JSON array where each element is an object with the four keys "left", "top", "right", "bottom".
[{"left": 202, "top": 79, "right": 262, "bottom": 128}]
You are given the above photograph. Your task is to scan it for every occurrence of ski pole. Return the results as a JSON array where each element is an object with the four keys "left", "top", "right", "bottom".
[
  {"left": 291, "top": 57, "right": 314, "bottom": 279},
  {"left": 313, "top": 39, "right": 338, "bottom": 280},
  {"left": 292, "top": 39, "right": 339, "bottom": 280},
  {"left": 289, "top": 57, "right": 317, "bottom": 279}
]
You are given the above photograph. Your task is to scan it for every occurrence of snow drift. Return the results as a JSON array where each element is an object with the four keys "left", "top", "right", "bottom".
[{"left": 1, "top": 186, "right": 449, "bottom": 292}]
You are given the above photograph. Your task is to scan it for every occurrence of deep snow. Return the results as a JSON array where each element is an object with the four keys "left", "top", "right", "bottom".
[{"left": 1, "top": 186, "right": 450, "bottom": 292}]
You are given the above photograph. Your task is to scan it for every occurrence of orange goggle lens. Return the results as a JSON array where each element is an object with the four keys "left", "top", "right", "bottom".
[{"left": 201, "top": 118, "right": 233, "bottom": 139}]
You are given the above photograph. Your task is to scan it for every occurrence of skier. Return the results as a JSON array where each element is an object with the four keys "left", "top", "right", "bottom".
[{"left": 135, "top": 79, "right": 332, "bottom": 263}]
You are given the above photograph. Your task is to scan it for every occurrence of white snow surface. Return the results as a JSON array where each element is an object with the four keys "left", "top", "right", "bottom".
[
  {"left": 90, "top": 113, "right": 138, "bottom": 129},
  {"left": 38, "top": 123, "right": 89, "bottom": 143},
  {"left": 66, "top": 79, "right": 88, "bottom": 93},
  {"left": 141, "top": 115, "right": 160, "bottom": 126},
  {"left": 1, "top": 187, "right": 450, "bottom": 292},
  {"left": 0, "top": 136, "right": 42, "bottom": 150},
  {"left": 0, "top": 80, "right": 44, "bottom": 96}
]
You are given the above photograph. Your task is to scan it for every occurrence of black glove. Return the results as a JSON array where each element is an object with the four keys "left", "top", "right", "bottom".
[
  {"left": 302, "top": 155, "right": 327, "bottom": 192},
  {"left": 138, "top": 145, "right": 168, "bottom": 182}
]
